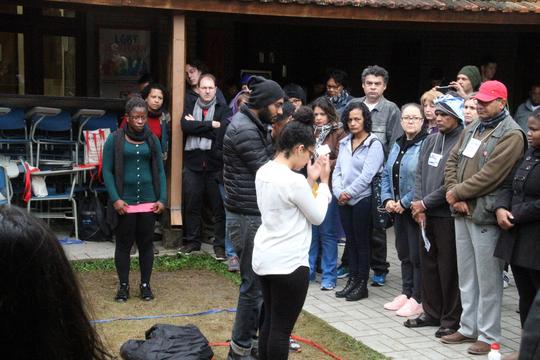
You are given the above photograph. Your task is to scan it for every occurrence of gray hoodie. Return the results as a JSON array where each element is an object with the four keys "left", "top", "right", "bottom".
[
  {"left": 514, "top": 99, "right": 539, "bottom": 133},
  {"left": 413, "top": 125, "right": 463, "bottom": 217}
]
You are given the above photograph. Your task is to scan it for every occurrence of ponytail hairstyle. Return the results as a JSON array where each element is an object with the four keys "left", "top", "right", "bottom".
[{"left": 277, "top": 106, "right": 315, "bottom": 158}]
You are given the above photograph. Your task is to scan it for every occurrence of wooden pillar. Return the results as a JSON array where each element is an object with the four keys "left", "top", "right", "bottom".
[{"left": 168, "top": 12, "right": 185, "bottom": 227}]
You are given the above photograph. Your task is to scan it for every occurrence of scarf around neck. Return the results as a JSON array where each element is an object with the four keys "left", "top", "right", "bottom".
[
  {"left": 185, "top": 96, "right": 217, "bottom": 151},
  {"left": 477, "top": 109, "right": 507, "bottom": 133},
  {"left": 328, "top": 90, "right": 350, "bottom": 107},
  {"left": 314, "top": 122, "right": 342, "bottom": 149}
]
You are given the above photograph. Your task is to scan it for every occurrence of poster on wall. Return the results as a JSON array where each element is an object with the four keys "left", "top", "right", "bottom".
[{"left": 99, "top": 28, "right": 150, "bottom": 99}]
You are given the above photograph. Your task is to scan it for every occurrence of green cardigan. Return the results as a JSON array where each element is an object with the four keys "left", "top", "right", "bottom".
[{"left": 102, "top": 135, "right": 167, "bottom": 205}]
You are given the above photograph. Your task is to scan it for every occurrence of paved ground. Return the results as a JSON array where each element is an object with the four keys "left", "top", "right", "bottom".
[{"left": 64, "top": 229, "right": 521, "bottom": 360}]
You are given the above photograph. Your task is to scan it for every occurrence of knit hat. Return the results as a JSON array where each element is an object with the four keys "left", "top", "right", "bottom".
[
  {"left": 247, "top": 76, "right": 285, "bottom": 109},
  {"left": 283, "top": 83, "right": 306, "bottom": 105},
  {"left": 458, "top": 65, "right": 481, "bottom": 91},
  {"left": 434, "top": 93, "right": 465, "bottom": 123}
]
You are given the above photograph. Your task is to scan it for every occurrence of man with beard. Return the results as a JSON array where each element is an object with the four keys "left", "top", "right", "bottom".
[
  {"left": 223, "top": 76, "right": 285, "bottom": 360},
  {"left": 408, "top": 93, "right": 464, "bottom": 338}
]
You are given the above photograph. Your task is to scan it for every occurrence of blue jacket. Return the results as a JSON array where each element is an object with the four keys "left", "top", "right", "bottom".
[
  {"left": 381, "top": 137, "right": 424, "bottom": 209},
  {"left": 332, "top": 133, "right": 384, "bottom": 205}
]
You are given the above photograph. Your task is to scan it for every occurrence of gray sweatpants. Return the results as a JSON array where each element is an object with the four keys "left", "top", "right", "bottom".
[{"left": 454, "top": 217, "right": 504, "bottom": 343}]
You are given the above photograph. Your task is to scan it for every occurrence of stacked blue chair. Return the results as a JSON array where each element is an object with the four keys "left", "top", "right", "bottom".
[
  {"left": 0, "top": 107, "right": 33, "bottom": 164},
  {"left": 29, "top": 107, "right": 78, "bottom": 168}
]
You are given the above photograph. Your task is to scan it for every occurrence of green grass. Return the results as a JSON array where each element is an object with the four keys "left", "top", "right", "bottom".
[
  {"left": 71, "top": 254, "right": 241, "bottom": 285},
  {"left": 73, "top": 255, "right": 387, "bottom": 359}
]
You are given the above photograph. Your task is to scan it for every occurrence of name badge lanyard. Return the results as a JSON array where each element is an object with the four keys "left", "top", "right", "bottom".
[
  {"left": 428, "top": 133, "right": 445, "bottom": 167},
  {"left": 462, "top": 122, "right": 502, "bottom": 159}
]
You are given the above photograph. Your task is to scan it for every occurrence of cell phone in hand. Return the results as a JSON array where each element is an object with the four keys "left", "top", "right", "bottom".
[
  {"left": 316, "top": 144, "right": 331, "bottom": 157},
  {"left": 436, "top": 85, "right": 454, "bottom": 94}
]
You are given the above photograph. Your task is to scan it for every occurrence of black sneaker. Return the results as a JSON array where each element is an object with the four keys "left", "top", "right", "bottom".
[
  {"left": 177, "top": 242, "right": 201, "bottom": 256},
  {"left": 140, "top": 283, "right": 154, "bottom": 301},
  {"left": 115, "top": 283, "right": 129, "bottom": 302},
  {"left": 214, "top": 247, "right": 226, "bottom": 261}
]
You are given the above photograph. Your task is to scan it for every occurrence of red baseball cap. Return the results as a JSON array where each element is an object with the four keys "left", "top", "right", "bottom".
[{"left": 474, "top": 80, "right": 508, "bottom": 102}]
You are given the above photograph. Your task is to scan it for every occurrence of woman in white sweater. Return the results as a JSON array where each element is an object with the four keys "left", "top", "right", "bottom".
[{"left": 252, "top": 115, "right": 331, "bottom": 360}]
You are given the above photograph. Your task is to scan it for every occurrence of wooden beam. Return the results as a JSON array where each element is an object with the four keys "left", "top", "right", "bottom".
[{"left": 168, "top": 12, "right": 185, "bottom": 226}]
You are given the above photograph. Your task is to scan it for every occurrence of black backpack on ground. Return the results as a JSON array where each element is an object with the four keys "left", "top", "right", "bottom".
[
  {"left": 77, "top": 194, "right": 111, "bottom": 241},
  {"left": 120, "top": 324, "right": 214, "bottom": 360}
]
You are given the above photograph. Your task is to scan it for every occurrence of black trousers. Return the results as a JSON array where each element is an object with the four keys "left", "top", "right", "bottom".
[
  {"left": 421, "top": 216, "right": 462, "bottom": 329},
  {"left": 512, "top": 264, "right": 540, "bottom": 327},
  {"left": 341, "top": 220, "right": 389, "bottom": 276},
  {"left": 182, "top": 167, "right": 225, "bottom": 249},
  {"left": 394, "top": 211, "right": 422, "bottom": 302},
  {"left": 115, "top": 212, "right": 156, "bottom": 284},
  {"left": 258, "top": 266, "right": 309, "bottom": 360},
  {"left": 339, "top": 197, "right": 372, "bottom": 280}
]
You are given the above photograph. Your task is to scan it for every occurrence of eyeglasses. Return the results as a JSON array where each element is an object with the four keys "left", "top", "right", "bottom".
[
  {"left": 326, "top": 84, "right": 342, "bottom": 90},
  {"left": 401, "top": 116, "right": 423, "bottom": 122}
]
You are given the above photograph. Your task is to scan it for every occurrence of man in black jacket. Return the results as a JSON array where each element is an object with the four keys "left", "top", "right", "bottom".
[
  {"left": 179, "top": 73, "right": 231, "bottom": 260},
  {"left": 223, "top": 76, "right": 285, "bottom": 360}
]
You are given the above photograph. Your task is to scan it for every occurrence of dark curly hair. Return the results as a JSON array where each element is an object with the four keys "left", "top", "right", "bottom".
[
  {"left": 141, "top": 83, "right": 169, "bottom": 109},
  {"left": 310, "top": 97, "right": 338, "bottom": 124},
  {"left": 341, "top": 101, "right": 372, "bottom": 133},
  {"left": 277, "top": 109, "right": 315, "bottom": 158}
]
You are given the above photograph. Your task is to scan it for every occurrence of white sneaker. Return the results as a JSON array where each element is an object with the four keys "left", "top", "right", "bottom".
[{"left": 503, "top": 271, "right": 510, "bottom": 289}]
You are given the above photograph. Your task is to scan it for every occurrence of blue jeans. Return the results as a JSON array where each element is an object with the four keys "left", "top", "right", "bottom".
[
  {"left": 227, "top": 211, "right": 263, "bottom": 355},
  {"left": 218, "top": 183, "right": 237, "bottom": 258},
  {"left": 309, "top": 196, "right": 340, "bottom": 288}
]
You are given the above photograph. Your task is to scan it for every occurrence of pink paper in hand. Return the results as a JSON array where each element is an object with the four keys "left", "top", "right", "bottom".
[{"left": 125, "top": 202, "right": 155, "bottom": 214}]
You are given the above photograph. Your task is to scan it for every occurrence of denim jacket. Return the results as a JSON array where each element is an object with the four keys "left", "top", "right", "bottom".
[
  {"left": 332, "top": 133, "right": 384, "bottom": 205},
  {"left": 381, "top": 138, "right": 424, "bottom": 209}
]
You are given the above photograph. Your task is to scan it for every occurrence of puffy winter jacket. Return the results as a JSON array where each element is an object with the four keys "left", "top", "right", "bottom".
[{"left": 223, "top": 105, "right": 273, "bottom": 215}]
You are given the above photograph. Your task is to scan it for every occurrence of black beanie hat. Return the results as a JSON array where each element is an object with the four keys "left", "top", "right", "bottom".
[
  {"left": 283, "top": 83, "right": 306, "bottom": 105},
  {"left": 247, "top": 76, "right": 285, "bottom": 109}
]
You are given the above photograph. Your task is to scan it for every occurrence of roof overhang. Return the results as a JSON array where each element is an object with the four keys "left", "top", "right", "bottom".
[{"left": 45, "top": 0, "right": 540, "bottom": 25}]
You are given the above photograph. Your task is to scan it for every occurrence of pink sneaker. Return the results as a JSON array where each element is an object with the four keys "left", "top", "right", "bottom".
[
  {"left": 396, "top": 298, "right": 423, "bottom": 317},
  {"left": 384, "top": 294, "right": 409, "bottom": 311}
]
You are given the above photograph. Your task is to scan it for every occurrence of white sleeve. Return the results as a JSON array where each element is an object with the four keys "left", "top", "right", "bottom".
[{"left": 291, "top": 180, "right": 331, "bottom": 226}]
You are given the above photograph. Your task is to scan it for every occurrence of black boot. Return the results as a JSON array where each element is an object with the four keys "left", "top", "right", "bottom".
[
  {"left": 335, "top": 276, "right": 356, "bottom": 298},
  {"left": 346, "top": 278, "right": 368, "bottom": 301}
]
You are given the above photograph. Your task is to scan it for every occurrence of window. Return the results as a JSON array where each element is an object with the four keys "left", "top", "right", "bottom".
[
  {"left": 0, "top": 32, "right": 25, "bottom": 94},
  {"left": 43, "top": 35, "right": 76, "bottom": 96}
]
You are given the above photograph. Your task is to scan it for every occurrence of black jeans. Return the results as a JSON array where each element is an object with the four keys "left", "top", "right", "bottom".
[
  {"left": 182, "top": 167, "right": 225, "bottom": 249},
  {"left": 114, "top": 212, "right": 156, "bottom": 284},
  {"left": 259, "top": 266, "right": 309, "bottom": 360},
  {"left": 339, "top": 197, "right": 372, "bottom": 280},
  {"left": 394, "top": 210, "right": 422, "bottom": 302}
]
